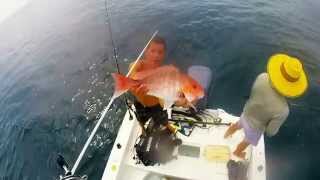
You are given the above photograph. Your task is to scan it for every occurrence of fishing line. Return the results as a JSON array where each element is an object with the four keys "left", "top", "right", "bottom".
[
  {"left": 70, "top": 1, "right": 159, "bottom": 172},
  {"left": 105, "top": 0, "right": 120, "bottom": 73},
  {"left": 104, "top": 0, "right": 135, "bottom": 119}
]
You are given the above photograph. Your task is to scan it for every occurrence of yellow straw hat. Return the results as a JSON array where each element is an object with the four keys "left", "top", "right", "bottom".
[{"left": 267, "top": 54, "right": 308, "bottom": 98}]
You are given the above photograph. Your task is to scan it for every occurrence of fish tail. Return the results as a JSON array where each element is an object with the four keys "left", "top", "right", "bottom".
[{"left": 112, "top": 73, "right": 138, "bottom": 98}]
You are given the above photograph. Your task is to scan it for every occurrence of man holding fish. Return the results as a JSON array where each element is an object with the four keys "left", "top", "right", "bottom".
[
  {"left": 113, "top": 65, "right": 204, "bottom": 110},
  {"left": 112, "top": 36, "right": 205, "bottom": 135}
]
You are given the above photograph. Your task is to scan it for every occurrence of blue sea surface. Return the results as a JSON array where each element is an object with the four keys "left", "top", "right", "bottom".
[{"left": 0, "top": 0, "right": 320, "bottom": 179}]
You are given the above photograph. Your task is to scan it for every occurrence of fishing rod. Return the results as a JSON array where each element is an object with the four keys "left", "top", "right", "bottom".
[
  {"left": 171, "top": 109, "right": 231, "bottom": 126},
  {"left": 56, "top": 2, "right": 159, "bottom": 179},
  {"left": 57, "top": 30, "right": 159, "bottom": 179},
  {"left": 56, "top": 155, "right": 87, "bottom": 180},
  {"left": 69, "top": 30, "right": 158, "bottom": 175},
  {"left": 169, "top": 118, "right": 231, "bottom": 126}
]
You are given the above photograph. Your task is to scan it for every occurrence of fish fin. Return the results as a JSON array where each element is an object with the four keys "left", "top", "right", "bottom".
[
  {"left": 184, "top": 92, "right": 194, "bottom": 102},
  {"left": 162, "top": 100, "right": 174, "bottom": 110},
  {"left": 187, "top": 102, "right": 197, "bottom": 112},
  {"left": 112, "top": 73, "right": 138, "bottom": 98},
  {"left": 147, "top": 90, "right": 176, "bottom": 110},
  {"left": 167, "top": 107, "right": 172, "bottom": 119},
  {"left": 147, "top": 89, "right": 169, "bottom": 100},
  {"left": 159, "top": 98, "right": 165, "bottom": 108},
  {"left": 147, "top": 84, "right": 179, "bottom": 100}
]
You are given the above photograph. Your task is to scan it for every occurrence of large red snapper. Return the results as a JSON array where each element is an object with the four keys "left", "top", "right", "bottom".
[{"left": 111, "top": 65, "right": 204, "bottom": 110}]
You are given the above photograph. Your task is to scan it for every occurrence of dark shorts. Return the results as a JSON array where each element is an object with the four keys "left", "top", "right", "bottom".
[{"left": 134, "top": 101, "right": 168, "bottom": 126}]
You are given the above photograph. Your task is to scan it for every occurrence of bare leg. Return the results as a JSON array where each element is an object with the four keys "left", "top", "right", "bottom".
[
  {"left": 224, "top": 121, "right": 241, "bottom": 138},
  {"left": 233, "top": 139, "right": 250, "bottom": 159}
]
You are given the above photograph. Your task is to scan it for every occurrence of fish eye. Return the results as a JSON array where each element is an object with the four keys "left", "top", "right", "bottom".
[{"left": 192, "top": 84, "right": 197, "bottom": 89}]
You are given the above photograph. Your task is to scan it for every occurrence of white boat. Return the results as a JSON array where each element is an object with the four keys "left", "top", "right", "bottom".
[{"left": 102, "top": 108, "right": 266, "bottom": 180}]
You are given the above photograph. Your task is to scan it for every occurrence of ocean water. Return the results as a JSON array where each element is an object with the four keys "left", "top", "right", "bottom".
[{"left": 0, "top": 0, "right": 320, "bottom": 179}]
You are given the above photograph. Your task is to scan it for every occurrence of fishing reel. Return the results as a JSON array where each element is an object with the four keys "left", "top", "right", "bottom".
[{"left": 57, "top": 154, "right": 88, "bottom": 180}]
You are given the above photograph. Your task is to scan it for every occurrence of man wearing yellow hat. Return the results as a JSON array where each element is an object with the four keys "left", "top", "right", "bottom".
[{"left": 224, "top": 53, "right": 308, "bottom": 159}]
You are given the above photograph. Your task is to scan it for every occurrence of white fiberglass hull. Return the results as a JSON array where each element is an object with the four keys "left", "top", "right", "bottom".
[{"left": 102, "top": 108, "right": 266, "bottom": 180}]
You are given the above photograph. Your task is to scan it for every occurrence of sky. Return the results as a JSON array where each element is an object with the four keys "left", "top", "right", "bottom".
[{"left": 0, "top": 0, "right": 29, "bottom": 23}]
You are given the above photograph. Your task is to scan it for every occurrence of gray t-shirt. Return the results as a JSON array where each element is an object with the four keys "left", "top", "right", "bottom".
[{"left": 243, "top": 73, "right": 289, "bottom": 137}]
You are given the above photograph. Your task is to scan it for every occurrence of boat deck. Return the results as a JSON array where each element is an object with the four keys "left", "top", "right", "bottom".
[{"left": 102, "top": 109, "right": 266, "bottom": 180}]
